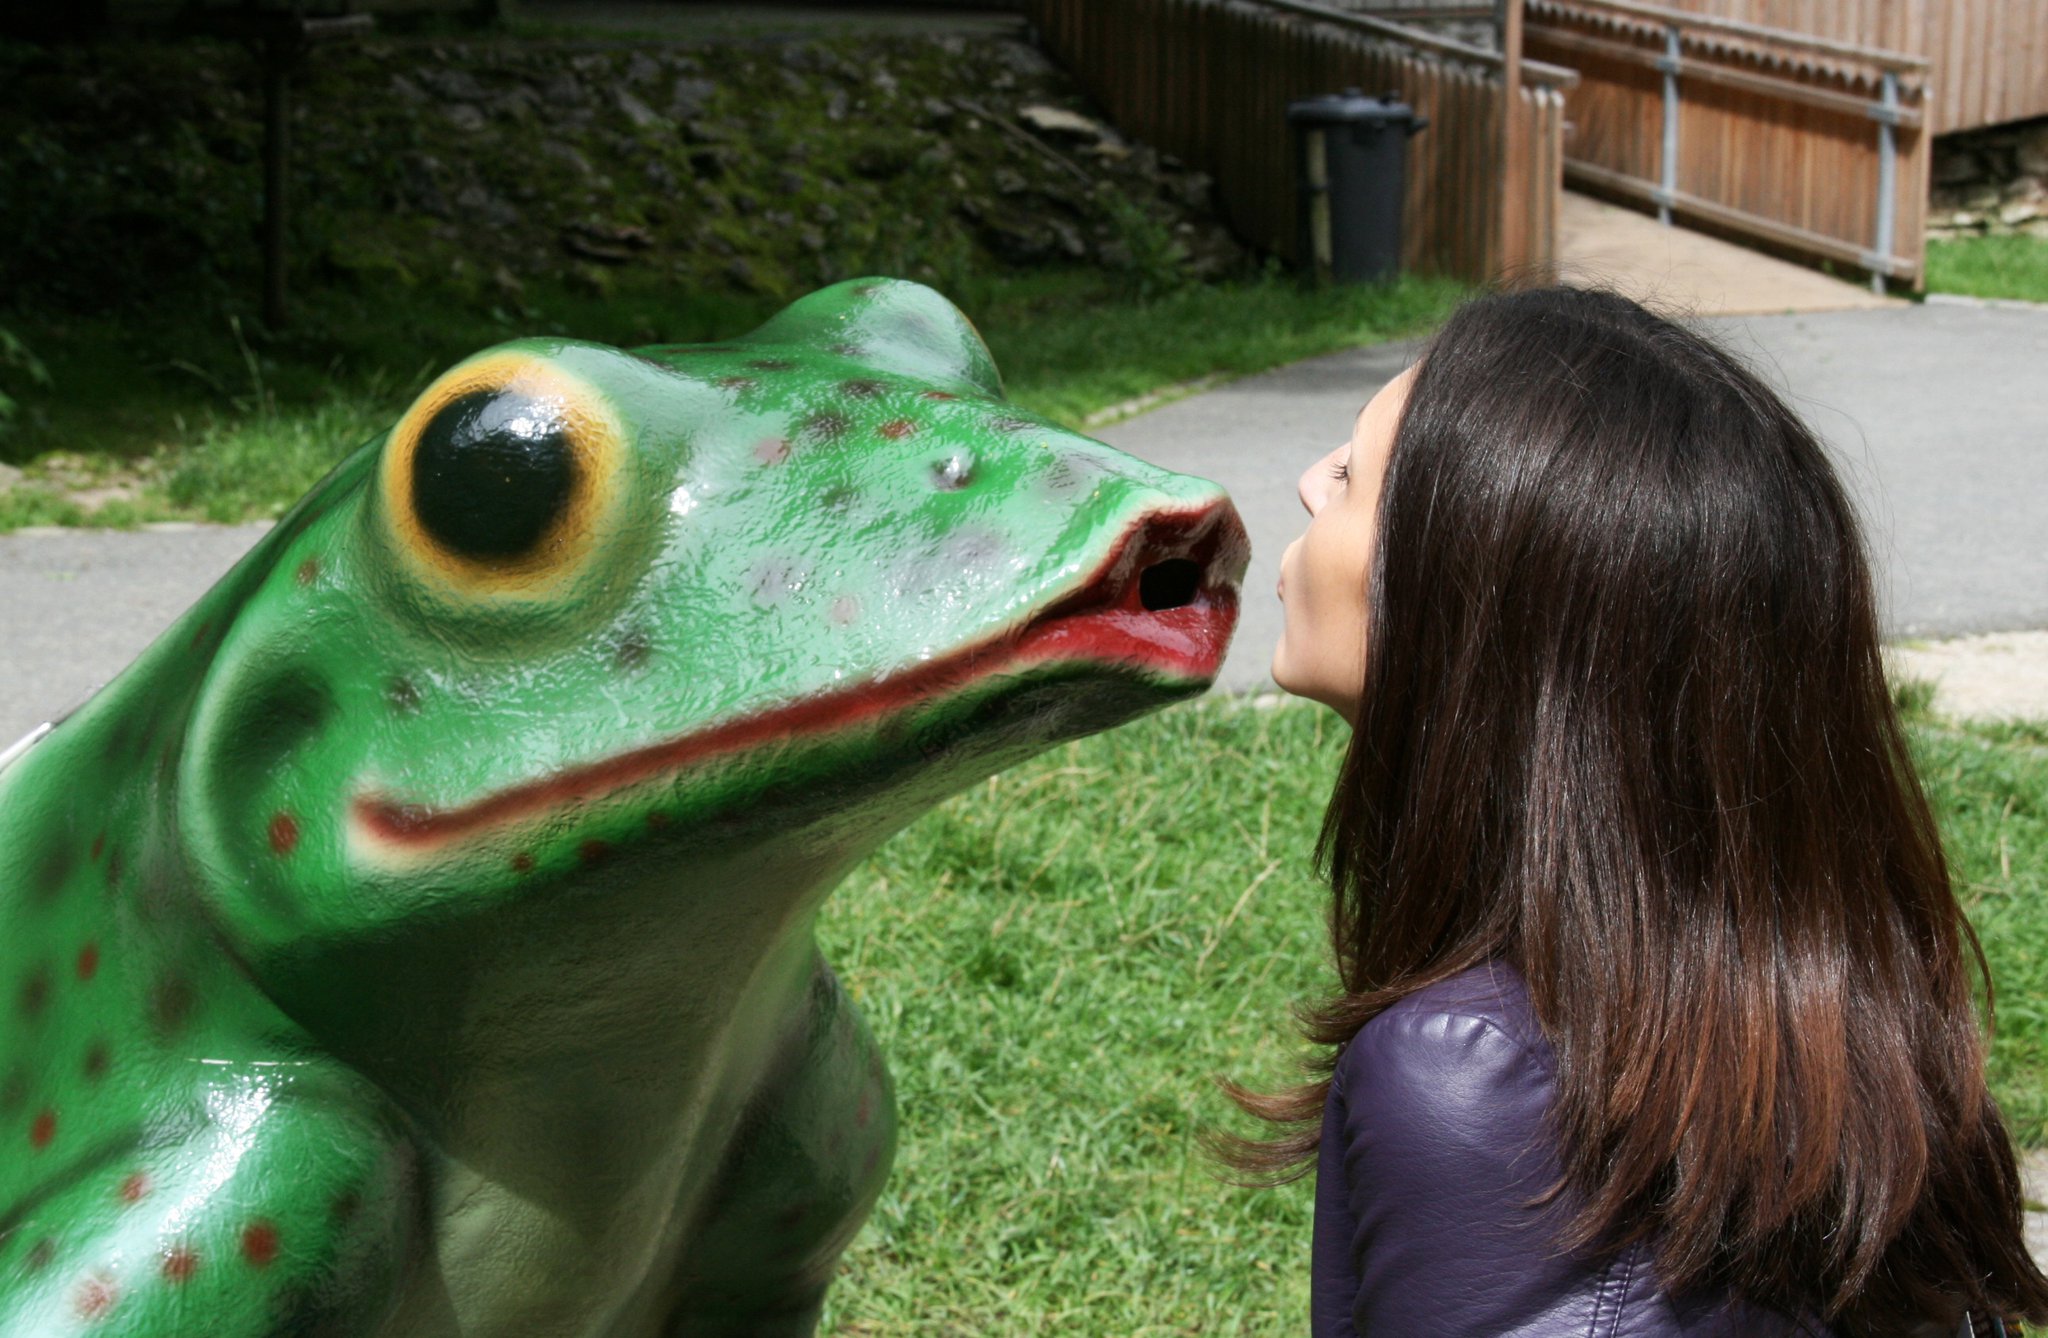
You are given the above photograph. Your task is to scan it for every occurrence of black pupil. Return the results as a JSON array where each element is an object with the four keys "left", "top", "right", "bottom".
[{"left": 411, "top": 389, "right": 577, "bottom": 559}]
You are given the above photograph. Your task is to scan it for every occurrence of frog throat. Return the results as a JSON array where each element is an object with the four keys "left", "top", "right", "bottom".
[{"left": 348, "top": 501, "right": 1246, "bottom": 861}]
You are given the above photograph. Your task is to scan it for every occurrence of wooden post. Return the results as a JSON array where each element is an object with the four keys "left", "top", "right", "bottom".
[
  {"left": 260, "top": 33, "right": 292, "bottom": 331},
  {"left": 1498, "top": 0, "right": 1526, "bottom": 277},
  {"left": 201, "top": 11, "right": 372, "bottom": 331}
]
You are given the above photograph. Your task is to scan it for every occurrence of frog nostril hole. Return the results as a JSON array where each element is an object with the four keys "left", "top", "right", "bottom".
[{"left": 1139, "top": 559, "right": 1203, "bottom": 612}]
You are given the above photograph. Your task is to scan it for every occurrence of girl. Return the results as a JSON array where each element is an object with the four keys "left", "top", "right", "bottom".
[{"left": 1235, "top": 286, "right": 2048, "bottom": 1336}]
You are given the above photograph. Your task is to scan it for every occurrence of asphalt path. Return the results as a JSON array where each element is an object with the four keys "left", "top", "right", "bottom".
[
  {"left": 2, "top": 299, "right": 2043, "bottom": 744},
  {"left": 1099, "top": 298, "right": 2048, "bottom": 693}
]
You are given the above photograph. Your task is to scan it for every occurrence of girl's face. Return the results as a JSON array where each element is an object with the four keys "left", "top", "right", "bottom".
[{"left": 1273, "top": 366, "right": 1415, "bottom": 721}]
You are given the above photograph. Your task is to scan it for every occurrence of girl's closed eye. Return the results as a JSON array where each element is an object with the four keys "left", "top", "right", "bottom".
[{"left": 1328, "top": 459, "right": 1350, "bottom": 484}]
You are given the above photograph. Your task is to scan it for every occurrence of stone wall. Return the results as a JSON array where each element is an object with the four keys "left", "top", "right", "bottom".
[{"left": 1928, "top": 116, "right": 2048, "bottom": 241}]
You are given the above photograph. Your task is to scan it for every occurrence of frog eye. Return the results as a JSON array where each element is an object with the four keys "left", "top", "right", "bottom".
[
  {"left": 379, "top": 351, "right": 626, "bottom": 596},
  {"left": 412, "top": 390, "right": 576, "bottom": 559}
]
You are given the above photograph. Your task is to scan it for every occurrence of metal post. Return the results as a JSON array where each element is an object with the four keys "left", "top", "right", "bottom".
[
  {"left": 1870, "top": 69, "right": 1899, "bottom": 295},
  {"left": 1657, "top": 24, "right": 1680, "bottom": 226}
]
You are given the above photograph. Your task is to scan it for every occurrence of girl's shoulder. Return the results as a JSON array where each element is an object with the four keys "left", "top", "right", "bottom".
[{"left": 1335, "top": 959, "right": 1555, "bottom": 1104}]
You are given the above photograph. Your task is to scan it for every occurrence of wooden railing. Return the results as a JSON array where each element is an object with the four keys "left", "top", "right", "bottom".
[
  {"left": 1022, "top": 0, "right": 1573, "bottom": 285},
  {"left": 1526, "top": 0, "right": 1931, "bottom": 288}
]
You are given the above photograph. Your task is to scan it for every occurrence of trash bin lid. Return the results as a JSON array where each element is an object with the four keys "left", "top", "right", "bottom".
[{"left": 1286, "top": 87, "right": 1419, "bottom": 127}]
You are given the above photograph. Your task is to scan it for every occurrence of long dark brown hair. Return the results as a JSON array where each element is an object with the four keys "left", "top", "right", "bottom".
[{"left": 1223, "top": 286, "right": 2048, "bottom": 1335}]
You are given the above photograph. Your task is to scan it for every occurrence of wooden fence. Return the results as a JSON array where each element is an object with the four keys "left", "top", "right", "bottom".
[
  {"left": 1022, "top": 0, "right": 1572, "bottom": 284},
  {"left": 1591, "top": 0, "right": 2048, "bottom": 132},
  {"left": 1526, "top": 0, "right": 1930, "bottom": 288}
]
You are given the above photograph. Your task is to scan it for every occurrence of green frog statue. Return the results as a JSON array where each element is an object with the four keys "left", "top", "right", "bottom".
[{"left": 0, "top": 279, "right": 1247, "bottom": 1336}]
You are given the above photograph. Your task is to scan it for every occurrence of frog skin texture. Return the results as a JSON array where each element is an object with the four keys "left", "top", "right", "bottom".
[{"left": 0, "top": 279, "right": 1248, "bottom": 1337}]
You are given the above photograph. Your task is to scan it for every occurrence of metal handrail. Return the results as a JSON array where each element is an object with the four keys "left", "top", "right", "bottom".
[
  {"left": 1248, "top": 0, "right": 1580, "bottom": 88},
  {"left": 1528, "top": 0, "right": 1928, "bottom": 74}
]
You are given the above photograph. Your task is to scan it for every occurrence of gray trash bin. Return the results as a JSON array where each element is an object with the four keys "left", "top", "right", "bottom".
[{"left": 1287, "top": 88, "right": 1429, "bottom": 284}]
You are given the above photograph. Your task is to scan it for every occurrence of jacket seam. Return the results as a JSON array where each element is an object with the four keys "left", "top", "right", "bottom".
[{"left": 1587, "top": 1242, "right": 1638, "bottom": 1338}]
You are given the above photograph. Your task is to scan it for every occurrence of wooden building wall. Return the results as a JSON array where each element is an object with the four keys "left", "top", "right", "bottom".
[{"left": 1644, "top": 0, "right": 2048, "bottom": 132}]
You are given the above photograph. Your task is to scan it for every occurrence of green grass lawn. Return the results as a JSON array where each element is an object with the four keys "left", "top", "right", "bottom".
[
  {"left": 1926, "top": 233, "right": 2048, "bottom": 304},
  {"left": 0, "top": 269, "right": 1461, "bottom": 531},
  {"left": 812, "top": 695, "right": 2048, "bottom": 1335}
]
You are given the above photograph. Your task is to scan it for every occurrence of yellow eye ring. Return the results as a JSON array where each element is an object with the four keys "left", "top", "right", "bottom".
[{"left": 378, "top": 351, "right": 627, "bottom": 599}]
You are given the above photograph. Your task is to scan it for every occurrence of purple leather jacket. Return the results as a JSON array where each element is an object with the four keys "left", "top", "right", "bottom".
[{"left": 1311, "top": 961, "right": 1835, "bottom": 1337}]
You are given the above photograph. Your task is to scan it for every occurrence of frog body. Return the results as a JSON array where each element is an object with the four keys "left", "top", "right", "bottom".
[{"left": 0, "top": 280, "right": 1247, "bottom": 1337}]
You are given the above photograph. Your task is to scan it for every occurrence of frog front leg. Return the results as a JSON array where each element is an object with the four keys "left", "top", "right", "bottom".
[
  {"left": 0, "top": 1064, "right": 419, "bottom": 1337},
  {"left": 664, "top": 958, "right": 897, "bottom": 1338}
]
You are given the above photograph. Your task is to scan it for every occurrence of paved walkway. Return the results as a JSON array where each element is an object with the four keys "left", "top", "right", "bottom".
[{"left": 1094, "top": 297, "right": 2048, "bottom": 701}]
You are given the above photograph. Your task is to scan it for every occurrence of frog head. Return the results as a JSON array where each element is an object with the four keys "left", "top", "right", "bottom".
[{"left": 172, "top": 280, "right": 1246, "bottom": 993}]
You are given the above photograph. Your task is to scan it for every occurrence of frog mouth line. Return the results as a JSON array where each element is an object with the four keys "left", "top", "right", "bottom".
[{"left": 352, "top": 499, "right": 1249, "bottom": 853}]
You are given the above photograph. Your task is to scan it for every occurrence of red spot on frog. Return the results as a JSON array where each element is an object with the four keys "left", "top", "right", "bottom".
[
  {"left": 510, "top": 851, "right": 535, "bottom": 875},
  {"left": 753, "top": 436, "right": 791, "bottom": 465},
  {"left": 578, "top": 839, "right": 614, "bottom": 867},
  {"left": 76, "top": 942, "right": 99, "bottom": 982},
  {"left": 83, "top": 1042, "right": 110, "bottom": 1081},
  {"left": 295, "top": 557, "right": 322, "bottom": 586},
  {"left": 90, "top": 832, "right": 105, "bottom": 861},
  {"left": 73, "top": 1275, "right": 117, "bottom": 1320},
  {"left": 241, "top": 1221, "right": 280, "bottom": 1268},
  {"left": 268, "top": 812, "right": 300, "bottom": 856},
  {"left": 29, "top": 1109, "right": 56, "bottom": 1150},
  {"left": 877, "top": 418, "right": 917, "bottom": 440},
  {"left": 162, "top": 1248, "right": 200, "bottom": 1283},
  {"left": 118, "top": 1172, "right": 150, "bottom": 1204},
  {"left": 921, "top": 390, "right": 959, "bottom": 402}
]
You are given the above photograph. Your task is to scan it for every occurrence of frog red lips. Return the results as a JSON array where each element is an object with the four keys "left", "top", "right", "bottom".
[
  {"left": 1005, "top": 500, "right": 1248, "bottom": 679},
  {"left": 352, "top": 499, "right": 1249, "bottom": 853}
]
